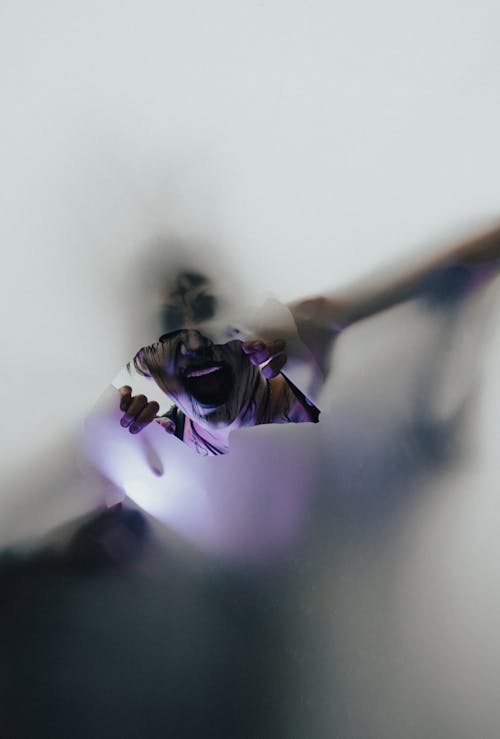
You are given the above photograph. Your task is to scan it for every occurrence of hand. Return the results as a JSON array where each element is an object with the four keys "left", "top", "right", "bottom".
[
  {"left": 118, "top": 386, "right": 163, "bottom": 434},
  {"left": 289, "top": 295, "right": 347, "bottom": 330},
  {"left": 287, "top": 296, "right": 345, "bottom": 376},
  {"left": 242, "top": 338, "right": 287, "bottom": 378}
]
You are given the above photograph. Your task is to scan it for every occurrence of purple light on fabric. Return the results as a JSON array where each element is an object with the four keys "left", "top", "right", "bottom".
[{"left": 83, "top": 389, "right": 320, "bottom": 562}]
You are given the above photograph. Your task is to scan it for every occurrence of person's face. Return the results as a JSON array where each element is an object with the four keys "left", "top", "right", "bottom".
[{"left": 141, "top": 328, "right": 265, "bottom": 429}]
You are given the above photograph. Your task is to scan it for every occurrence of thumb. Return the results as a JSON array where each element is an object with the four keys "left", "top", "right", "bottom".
[{"left": 154, "top": 417, "right": 176, "bottom": 435}]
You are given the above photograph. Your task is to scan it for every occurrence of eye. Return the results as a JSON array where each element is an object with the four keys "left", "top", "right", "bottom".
[
  {"left": 160, "top": 305, "right": 185, "bottom": 333},
  {"left": 191, "top": 292, "right": 217, "bottom": 322}
]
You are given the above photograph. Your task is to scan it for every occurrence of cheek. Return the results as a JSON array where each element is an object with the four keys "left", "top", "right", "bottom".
[
  {"left": 156, "top": 365, "right": 183, "bottom": 395},
  {"left": 236, "top": 362, "right": 261, "bottom": 396}
]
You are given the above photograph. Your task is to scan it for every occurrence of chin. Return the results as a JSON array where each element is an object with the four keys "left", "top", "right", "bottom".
[{"left": 194, "top": 404, "right": 238, "bottom": 430}]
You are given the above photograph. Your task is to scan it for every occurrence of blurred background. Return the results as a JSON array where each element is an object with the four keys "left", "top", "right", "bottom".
[{"left": 1, "top": 1, "right": 500, "bottom": 736}]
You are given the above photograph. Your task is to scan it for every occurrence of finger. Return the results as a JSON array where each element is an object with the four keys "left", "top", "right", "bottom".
[
  {"left": 119, "top": 386, "right": 132, "bottom": 412},
  {"left": 154, "top": 417, "right": 176, "bottom": 434},
  {"left": 248, "top": 346, "right": 282, "bottom": 365},
  {"left": 242, "top": 340, "right": 265, "bottom": 354},
  {"left": 244, "top": 339, "right": 286, "bottom": 365},
  {"left": 120, "top": 394, "right": 148, "bottom": 428},
  {"left": 129, "top": 401, "right": 161, "bottom": 434},
  {"left": 266, "top": 338, "right": 286, "bottom": 354},
  {"left": 262, "top": 353, "right": 287, "bottom": 378}
]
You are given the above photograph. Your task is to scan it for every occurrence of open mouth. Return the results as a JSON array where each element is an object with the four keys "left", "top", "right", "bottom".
[{"left": 182, "top": 362, "right": 234, "bottom": 407}]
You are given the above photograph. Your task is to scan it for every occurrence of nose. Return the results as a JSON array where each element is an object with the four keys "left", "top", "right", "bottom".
[{"left": 179, "top": 330, "right": 212, "bottom": 357}]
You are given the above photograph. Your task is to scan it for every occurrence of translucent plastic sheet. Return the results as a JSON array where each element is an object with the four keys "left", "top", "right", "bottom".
[{"left": 3, "top": 2, "right": 500, "bottom": 735}]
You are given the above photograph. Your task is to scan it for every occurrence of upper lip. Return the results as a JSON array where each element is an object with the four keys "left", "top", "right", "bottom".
[
  {"left": 184, "top": 364, "right": 224, "bottom": 379},
  {"left": 179, "top": 360, "right": 224, "bottom": 379}
]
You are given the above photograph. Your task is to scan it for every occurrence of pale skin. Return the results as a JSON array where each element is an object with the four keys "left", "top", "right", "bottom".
[
  {"left": 119, "top": 222, "right": 500, "bottom": 434},
  {"left": 290, "top": 222, "right": 500, "bottom": 331}
]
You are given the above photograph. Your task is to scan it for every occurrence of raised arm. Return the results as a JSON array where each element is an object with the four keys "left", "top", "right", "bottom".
[{"left": 288, "top": 222, "right": 500, "bottom": 336}]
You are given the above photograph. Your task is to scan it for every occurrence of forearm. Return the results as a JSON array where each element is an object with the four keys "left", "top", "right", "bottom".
[
  {"left": 289, "top": 222, "right": 500, "bottom": 332},
  {"left": 452, "top": 223, "right": 500, "bottom": 265}
]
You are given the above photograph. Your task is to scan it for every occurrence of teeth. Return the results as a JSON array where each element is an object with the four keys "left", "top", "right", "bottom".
[{"left": 186, "top": 365, "right": 222, "bottom": 378}]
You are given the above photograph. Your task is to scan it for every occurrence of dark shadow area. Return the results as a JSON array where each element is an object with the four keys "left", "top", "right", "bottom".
[{"left": 0, "top": 504, "right": 297, "bottom": 739}]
